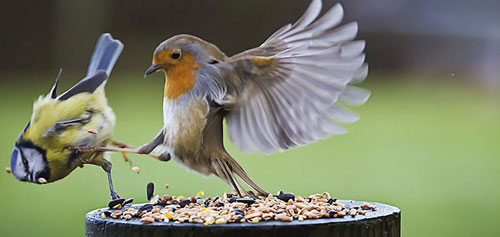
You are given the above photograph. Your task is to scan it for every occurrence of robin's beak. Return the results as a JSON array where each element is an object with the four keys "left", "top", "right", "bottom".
[{"left": 144, "top": 64, "right": 161, "bottom": 77}]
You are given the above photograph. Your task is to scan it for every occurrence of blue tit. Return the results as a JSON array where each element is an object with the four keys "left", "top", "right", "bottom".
[{"left": 9, "top": 33, "right": 126, "bottom": 202}]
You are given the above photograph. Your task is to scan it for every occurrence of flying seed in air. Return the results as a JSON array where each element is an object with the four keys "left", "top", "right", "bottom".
[
  {"left": 131, "top": 166, "right": 140, "bottom": 174},
  {"left": 146, "top": 182, "right": 155, "bottom": 201}
]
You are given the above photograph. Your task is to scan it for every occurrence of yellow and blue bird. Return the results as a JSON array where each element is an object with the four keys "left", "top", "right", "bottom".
[{"left": 9, "top": 33, "right": 126, "bottom": 202}]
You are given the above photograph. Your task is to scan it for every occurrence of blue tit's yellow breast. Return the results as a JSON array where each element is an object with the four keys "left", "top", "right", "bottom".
[{"left": 24, "top": 87, "right": 115, "bottom": 181}]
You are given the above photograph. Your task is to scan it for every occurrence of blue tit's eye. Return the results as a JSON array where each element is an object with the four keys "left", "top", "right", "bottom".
[
  {"left": 22, "top": 157, "right": 28, "bottom": 167},
  {"left": 171, "top": 51, "right": 181, "bottom": 59}
]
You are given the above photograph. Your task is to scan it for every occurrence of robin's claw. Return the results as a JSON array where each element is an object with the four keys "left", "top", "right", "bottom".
[{"left": 158, "top": 152, "right": 171, "bottom": 162}]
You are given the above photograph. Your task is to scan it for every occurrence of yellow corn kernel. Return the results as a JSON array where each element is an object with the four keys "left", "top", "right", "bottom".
[{"left": 164, "top": 213, "right": 173, "bottom": 220}]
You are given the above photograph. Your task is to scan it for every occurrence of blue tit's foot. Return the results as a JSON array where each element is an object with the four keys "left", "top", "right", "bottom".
[
  {"left": 108, "top": 197, "right": 134, "bottom": 209},
  {"left": 108, "top": 198, "right": 124, "bottom": 209}
]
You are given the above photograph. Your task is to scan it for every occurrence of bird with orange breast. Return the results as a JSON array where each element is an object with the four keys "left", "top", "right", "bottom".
[{"left": 136, "top": 0, "right": 370, "bottom": 196}]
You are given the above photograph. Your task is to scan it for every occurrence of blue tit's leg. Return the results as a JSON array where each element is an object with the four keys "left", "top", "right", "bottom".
[
  {"left": 102, "top": 161, "right": 120, "bottom": 200},
  {"left": 101, "top": 160, "right": 134, "bottom": 208}
]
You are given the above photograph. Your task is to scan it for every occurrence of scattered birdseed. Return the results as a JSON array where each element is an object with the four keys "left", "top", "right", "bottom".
[
  {"left": 140, "top": 216, "right": 154, "bottom": 223},
  {"left": 98, "top": 191, "right": 377, "bottom": 224},
  {"left": 131, "top": 167, "right": 141, "bottom": 174},
  {"left": 164, "top": 183, "right": 170, "bottom": 189},
  {"left": 123, "top": 198, "right": 134, "bottom": 206},
  {"left": 360, "top": 203, "right": 377, "bottom": 210},
  {"left": 5, "top": 167, "right": 11, "bottom": 174}
]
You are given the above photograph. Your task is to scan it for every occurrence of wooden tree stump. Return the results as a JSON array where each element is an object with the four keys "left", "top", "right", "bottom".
[{"left": 85, "top": 200, "right": 400, "bottom": 237}]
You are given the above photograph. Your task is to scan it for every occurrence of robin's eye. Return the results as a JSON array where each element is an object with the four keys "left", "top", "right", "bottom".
[{"left": 171, "top": 51, "right": 181, "bottom": 59}]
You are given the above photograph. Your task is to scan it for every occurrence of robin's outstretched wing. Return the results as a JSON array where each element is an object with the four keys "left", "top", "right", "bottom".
[{"left": 209, "top": 0, "right": 369, "bottom": 154}]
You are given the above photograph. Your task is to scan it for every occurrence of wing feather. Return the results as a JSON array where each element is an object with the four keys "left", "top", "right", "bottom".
[
  {"left": 208, "top": 0, "right": 369, "bottom": 154},
  {"left": 57, "top": 33, "right": 123, "bottom": 100}
]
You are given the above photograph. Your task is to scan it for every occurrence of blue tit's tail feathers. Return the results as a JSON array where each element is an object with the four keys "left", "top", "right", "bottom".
[
  {"left": 56, "top": 33, "right": 123, "bottom": 101},
  {"left": 86, "top": 33, "right": 124, "bottom": 77}
]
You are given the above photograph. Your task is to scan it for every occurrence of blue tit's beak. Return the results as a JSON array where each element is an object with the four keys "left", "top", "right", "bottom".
[{"left": 144, "top": 64, "right": 161, "bottom": 77}]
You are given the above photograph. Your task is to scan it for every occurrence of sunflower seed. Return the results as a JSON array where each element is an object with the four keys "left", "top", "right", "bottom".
[{"left": 146, "top": 182, "right": 154, "bottom": 200}]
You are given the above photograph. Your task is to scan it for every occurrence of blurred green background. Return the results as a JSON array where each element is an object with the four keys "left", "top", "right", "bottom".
[{"left": 1, "top": 0, "right": 499, "bottom": 236}]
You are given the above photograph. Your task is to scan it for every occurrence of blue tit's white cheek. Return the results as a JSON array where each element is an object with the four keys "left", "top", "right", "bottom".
[{"left": 22, "top": 147, "right": 46, "bottom": 177}]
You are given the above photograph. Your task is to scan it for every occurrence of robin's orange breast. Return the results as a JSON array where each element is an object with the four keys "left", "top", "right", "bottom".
[{"left": 163, "top": 53, "right": 200, "bottom": 100}]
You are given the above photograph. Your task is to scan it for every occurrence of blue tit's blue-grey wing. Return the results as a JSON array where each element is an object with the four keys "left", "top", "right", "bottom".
[
  {"left": 48, "top": 68, "right": 63, "bottom": 99},
  {"left": 207, "top": 0, "right": 369, "bottom": 154},
  {"left": 57, "top": 70, "right": 108, "bottom": 100},
  {"left": 57, "top": 33, "right": 123, "bottom": 100}
]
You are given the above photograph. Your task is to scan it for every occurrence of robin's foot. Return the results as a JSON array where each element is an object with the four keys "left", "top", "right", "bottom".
[
  {"left": 158, "top": 152, "right": 171, "bottom": 162},
  {"left": 111, "top": 141, "right": 170, "bottom": 162}
]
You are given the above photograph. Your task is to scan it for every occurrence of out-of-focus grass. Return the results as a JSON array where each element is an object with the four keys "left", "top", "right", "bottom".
[{"left": 0, "top": 73, "right": 499, "bottom": 237}]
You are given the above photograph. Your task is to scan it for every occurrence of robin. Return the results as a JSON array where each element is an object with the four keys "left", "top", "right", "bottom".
[{"left": 127, "top": 0, "right": 368, "bottom": 196}]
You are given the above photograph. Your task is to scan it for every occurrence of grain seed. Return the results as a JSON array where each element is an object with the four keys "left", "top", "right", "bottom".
[
  {"left": 140, "top": 216, "right": 155, "bottom": 224},
  {"left": 131, "top": 167, "right": 140, "bottom": 174},
  {"left": 96, "top": 191, "right": 376, "bottom": 224}
]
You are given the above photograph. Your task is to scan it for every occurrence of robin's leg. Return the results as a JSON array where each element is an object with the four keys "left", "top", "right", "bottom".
[
  {"left": 111, "top": 140, "right": 134, "bottom": 165},
  {"left": 213, "top": 158, "right": 244, "bottom": 197},
  {"left": 71, "top": 145, "right": 170, "bottom": 162},
  {"left": 223, "top": 154, "right": 268, "bottom": 196},
  {"left": 137, "top": 130, "right": 165, "bottom": 154}
]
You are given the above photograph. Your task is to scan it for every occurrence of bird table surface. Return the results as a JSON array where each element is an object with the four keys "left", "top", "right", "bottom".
[{"left": 85, "top": 200, "right": 401, "bottom": 237}]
